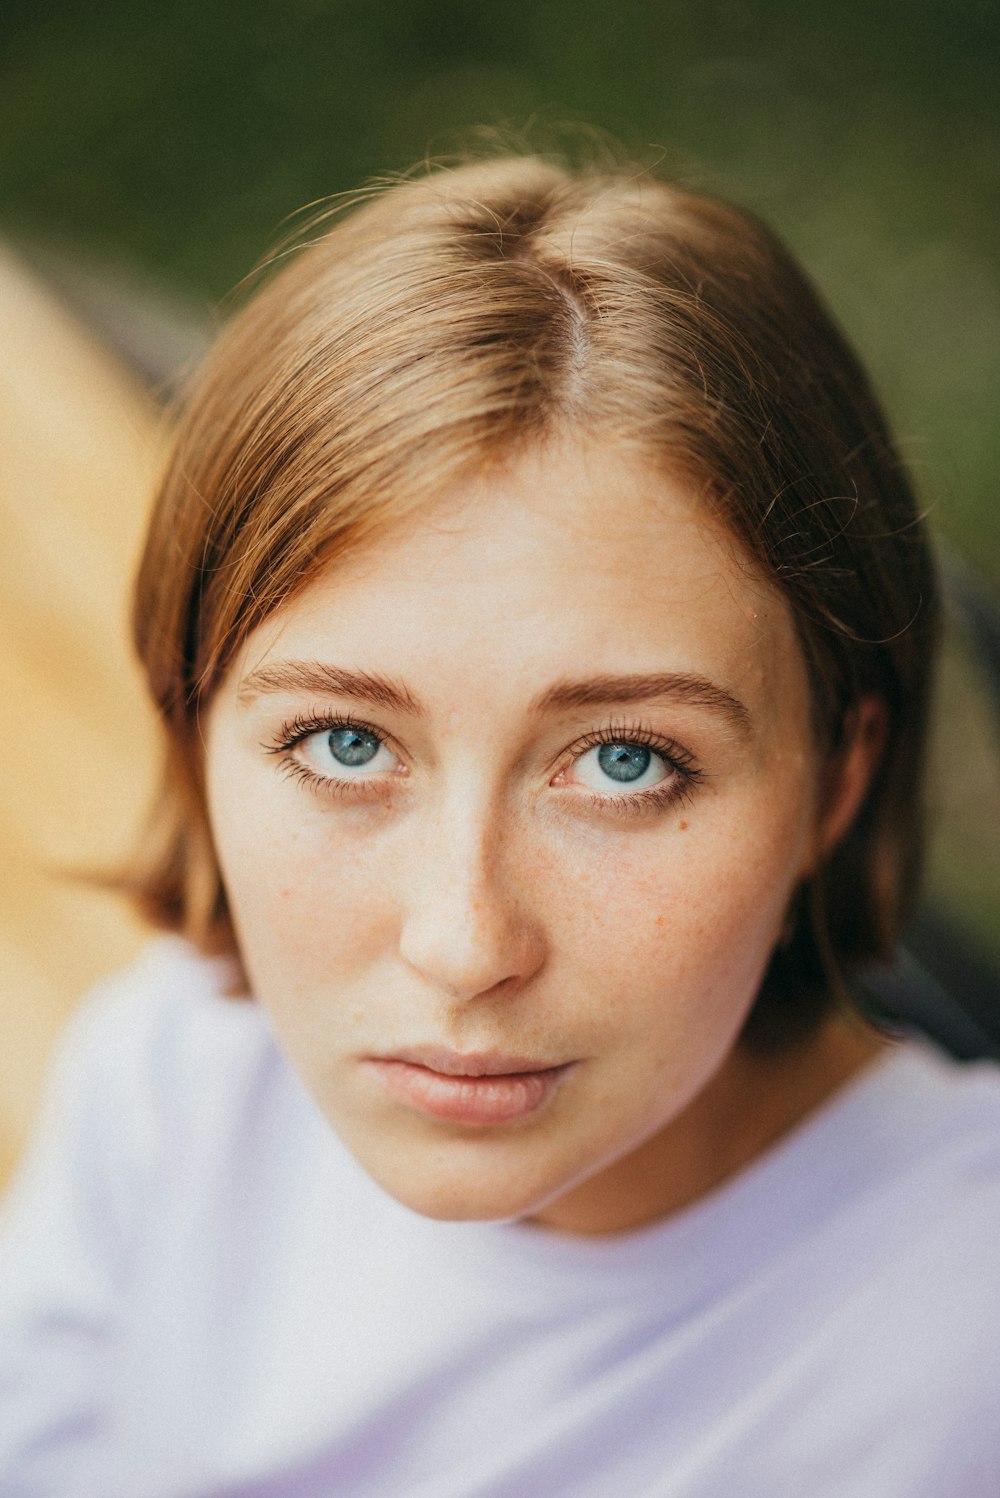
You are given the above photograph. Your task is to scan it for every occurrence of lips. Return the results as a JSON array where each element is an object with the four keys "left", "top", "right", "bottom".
[
  {"left": 388, "top": 1045, "right": 563, "bottom": 1077},
  {"left": 365, "top": 1046, "right": 575, "bottom": 1125}
]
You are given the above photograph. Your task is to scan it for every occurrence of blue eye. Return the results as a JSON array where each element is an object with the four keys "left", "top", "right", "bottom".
[
  {"left": 597, "top": 742, "right": 652, "bottom": 782},
  {"left": 298, "top": 724, "right": 399, "bottom": 780},
  {"left": 574, "top": 740, "right": 670, "bottom": 795},
  {"left": 328, "top": 727, "right": 381, "bottom": 766}
]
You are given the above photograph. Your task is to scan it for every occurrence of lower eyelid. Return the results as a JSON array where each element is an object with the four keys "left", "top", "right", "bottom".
[
  {"left": 279, "top": 757, "right": 399, "bottom": 801},
  {"left": 585, "top": 774, "right": 698, "bottom": 818}
]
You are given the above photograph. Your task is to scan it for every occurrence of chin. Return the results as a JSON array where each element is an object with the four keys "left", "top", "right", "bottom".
[
  {"left": 364, "top": 1149, "right": 563, "bottom": 1224},
  {"left": 381, "top": 1172, "right": 548, "bottom": 1224}
]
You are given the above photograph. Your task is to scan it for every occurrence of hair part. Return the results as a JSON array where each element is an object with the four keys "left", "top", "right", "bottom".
[{"left": 127, "top": 152, "right": 939, "bottom": 1047}]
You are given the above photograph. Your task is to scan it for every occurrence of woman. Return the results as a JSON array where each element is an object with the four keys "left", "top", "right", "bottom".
[{"left": 2, "top": 153, "right": 998, "bottom": 1495}]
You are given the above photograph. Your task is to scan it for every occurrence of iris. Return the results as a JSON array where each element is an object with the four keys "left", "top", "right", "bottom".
[
  {"left": 328, "top": 728, "right": 381, "bottom": 766},
  {"left": 597, "top": 742, "right": 652, "bottom": 783}
]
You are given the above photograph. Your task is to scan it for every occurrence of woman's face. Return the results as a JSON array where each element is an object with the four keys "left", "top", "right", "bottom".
[{"left": 206, "top": 442, "right": 844, "bottom": 1233}]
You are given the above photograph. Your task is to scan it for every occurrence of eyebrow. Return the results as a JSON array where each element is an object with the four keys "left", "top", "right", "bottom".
[
  {"left": 532, "top": 673, "right": 752, "bottom": 736},
  {"left": 237, "top": 662, "right": 423, "bottom": 715},
  {"left": 238, "top": 660, "right": 750, "bottom": 735}
]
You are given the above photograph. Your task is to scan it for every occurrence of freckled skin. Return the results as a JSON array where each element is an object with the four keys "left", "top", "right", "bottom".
[{"left": 205, "top": 441, "right": 883, "bottom": 1236}]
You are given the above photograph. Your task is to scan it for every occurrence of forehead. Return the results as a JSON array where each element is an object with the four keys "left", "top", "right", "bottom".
[{"left": 232, "top": 441, "right": 808, "bottom": 729}]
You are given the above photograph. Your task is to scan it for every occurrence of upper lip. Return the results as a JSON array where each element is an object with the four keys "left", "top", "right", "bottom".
[{"left": 377, "top": 1045, "right": 568, "bottom": 1077}]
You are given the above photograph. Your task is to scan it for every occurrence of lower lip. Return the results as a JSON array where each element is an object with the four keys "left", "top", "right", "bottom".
[{"left": 366, "top": 1059, "right": 573, "bottom": 1125}]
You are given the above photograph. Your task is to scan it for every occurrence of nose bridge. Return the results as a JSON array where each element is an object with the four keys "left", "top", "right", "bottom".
[{"left": 398, "top": 772, "right": 544, "bottom": 1001}]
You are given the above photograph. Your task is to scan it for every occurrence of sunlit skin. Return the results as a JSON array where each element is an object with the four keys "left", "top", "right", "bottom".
[{"left": 205, "top": 440, "right": 885, "bottom": 1236}]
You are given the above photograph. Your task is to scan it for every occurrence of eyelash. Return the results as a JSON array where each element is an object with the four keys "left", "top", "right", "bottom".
[
  {"left": 568, "top": 719, "right": 704, "bottom": 818},
  {"left": 262, "top": 711, "right": 704, "bottom": 818},
  {"left": 263, "top": 711, "right": 399, "bottom": 803}
]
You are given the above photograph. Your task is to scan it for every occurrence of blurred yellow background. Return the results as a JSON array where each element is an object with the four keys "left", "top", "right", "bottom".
[{"left": 0, "top": 252, "right": 163, "bottom": 1184}]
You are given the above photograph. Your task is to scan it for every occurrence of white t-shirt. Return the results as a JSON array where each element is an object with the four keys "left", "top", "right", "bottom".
[{"left": 2, "top": 938, "right": 999, "bottom": 1497}]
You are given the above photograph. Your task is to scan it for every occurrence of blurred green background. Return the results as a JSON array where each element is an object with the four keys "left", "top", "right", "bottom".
[
  {"left": 2, "top": 0, "right": 997, "bottom": 570},
  {"left": 3, "top": 0, "right": 994, "bottom": 566},
  {"left": 1, "top": 0, "right": 998, "bottom": 959}
]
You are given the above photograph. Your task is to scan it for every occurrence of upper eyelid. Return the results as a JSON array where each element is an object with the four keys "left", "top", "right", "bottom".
[
  {"left": 559, "top": 722, "right": 698, "bottom": 771},
  {"left": 567, "top": 740, "right": 702, "bottom": 793},
  {"left": 262, "top": 710, "right": 399, "bottom": 756},
  {"left": 572, "top": 729, "right": 692, "bottom": 757}
]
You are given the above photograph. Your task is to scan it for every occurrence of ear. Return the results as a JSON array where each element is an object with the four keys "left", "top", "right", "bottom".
[{"left": 814, "top": 694, "right": 888, "bottom": 864}]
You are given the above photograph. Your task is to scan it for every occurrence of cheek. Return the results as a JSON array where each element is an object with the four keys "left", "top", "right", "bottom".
[
  {"left": 553, "top": 803, "right": 809, "bottom": 1029},
  {"left": 209, "top": 733, "right": 814, "bottom": 1047},
  {"left": 208, "top": 772, "right": 397, "bottom": 996}
]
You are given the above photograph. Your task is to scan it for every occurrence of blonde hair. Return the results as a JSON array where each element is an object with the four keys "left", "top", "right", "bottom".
[{"left": 130, "top": 154, "right": 938, "bottom": 1046}]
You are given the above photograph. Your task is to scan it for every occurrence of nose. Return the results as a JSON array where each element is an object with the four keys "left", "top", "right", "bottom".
[{"left": 397, "top": 792, "right": 547, "bottom": 1003}]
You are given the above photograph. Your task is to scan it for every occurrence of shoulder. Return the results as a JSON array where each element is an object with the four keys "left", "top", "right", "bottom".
[
  {"left": 13, "top": 939, "right": 283, "bottom": 1203},
  {"left": 831, "top": 1046, "right": 1000, "bottom": 1479},
  {"left": 802, "top": 1038, "right": 1000, "bottom": 1260},
  {"left": 56, "top": 936, "right": 272, "bottom": 1093},
  {"left": 866, "top": 1039, "right": 1000, "bottom": 1190},
  {"left": 660, "top": 1043, "right": 1000, "bottom": 1488},
  {"left": 2, "top": 936, "right": 315, "bottom": 1287},
  {"left": 872, "top": 1041, "right": 1000, "bottom": 1290},
  {"left": 800, "top": 1042, "right": 1000, "bottom": 1387},
  {"left": 699, "top": 1038, "right": 1000, "bottom": 1355}
]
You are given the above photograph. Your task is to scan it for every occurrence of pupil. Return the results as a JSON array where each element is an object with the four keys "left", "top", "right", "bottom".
[
  {"left": 328, "top": 728, "right": 380, "bottom": 767},
  {"left": 597, "top": 742, "right": 651, "bottom": 783}
]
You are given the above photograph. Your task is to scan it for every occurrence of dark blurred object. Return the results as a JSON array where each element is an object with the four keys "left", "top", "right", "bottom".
[
  {"left": 26, "top": 248, "right": 211, "bottom": 399},
  {"left": 863, "top": 554, "right": 1000, "bottom": 1061},
  {"left": 863, "top": 917, "right": 1000, "bottom": 1062}
]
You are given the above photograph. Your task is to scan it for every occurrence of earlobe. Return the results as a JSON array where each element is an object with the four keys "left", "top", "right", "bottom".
[{"left": 816, "top": 694, "right": 888, "bottom": 863}]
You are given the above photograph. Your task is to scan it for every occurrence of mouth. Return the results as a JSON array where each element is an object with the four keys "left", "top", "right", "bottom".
[{"left": 364, "top": 1046, "right": 576, "bottom": 1125}]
